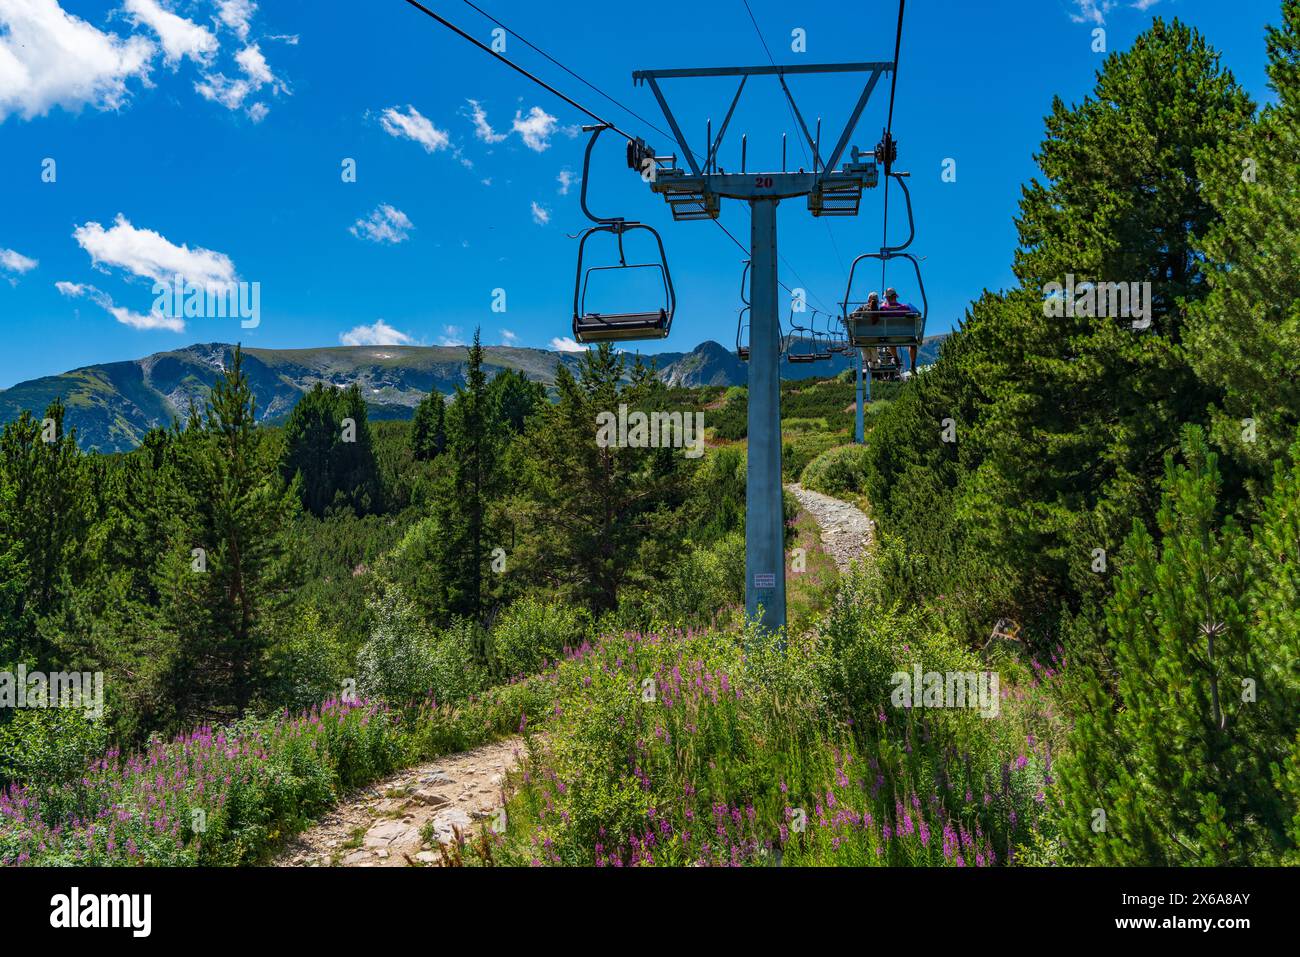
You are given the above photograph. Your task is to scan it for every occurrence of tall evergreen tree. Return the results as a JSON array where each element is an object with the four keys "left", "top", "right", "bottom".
[
  {"left": 281, "top": 383, "right": 381, "bottom": 516},
  {"left": 1187, "top": 0, "right": 1300, "bottom": 501},
  {"left": 436, "top": 329, "right": 498, "bottom": 619},
  {"left": 864, "top": 18, "right": 1255, "bottom": 639},
  {"left": 0, "top": 400, "right": 89, "bottom": 665},
  {"left": 487, "top": 368, "right": 545, "bottom": 436},
  {"left": 161, "top": 347, "right": 299, "bottom": 720},
  {"left": 410, "top": 388, "right": 446, "bottom": 460},
  {"left": 512, "top": 344, "right": 690, "bottom": 614},
  {"left": 1056, "top": 428, "right": 1300, "bottom": 864}
]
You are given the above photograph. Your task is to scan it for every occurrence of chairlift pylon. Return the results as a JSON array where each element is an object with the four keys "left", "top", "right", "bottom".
[{"left": 572, "top": 124, "right": 676, "bottom": 344}]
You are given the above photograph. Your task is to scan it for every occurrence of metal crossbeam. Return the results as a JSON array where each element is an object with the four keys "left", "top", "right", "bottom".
[
  {"left": 633, "top": 62, "right": 894, "bottom": 79},
  {"left": 634, "top": 62, "right": 892, "bottom": 178}
]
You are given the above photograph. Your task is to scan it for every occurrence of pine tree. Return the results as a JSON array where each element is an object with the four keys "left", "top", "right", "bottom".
[
  {"left": 1187, "top": 0, "right": 1300, "bottom": 500},
  {"left": 161, "top": 346, "right": 299, "bottom": 720},
  {"left": 436, "top": 329, "right": 498, "bottom": 620},
  {"left": 925, "top": 18, "right": 1250, "bottom": 632},
  {"left": 487, "top": 368, "right": 545, "bottom": 436},
  {"left": 0, "top": 400, "right": 89, "bottom": 665},
  {"left": 410, "top": 389, "right": 446, "bottom": 460},
  {"left": 1056, "top": 428, "right": 1300, "bottom": 864},
  {"left": 281, "top": 383, "right": 382, "bottom": 516},
  {"left": 511, "top": 344, "right": 690, "bottom": 614},
  {"left": 336, "top": 384, "right": 382, "bottom": 514}
]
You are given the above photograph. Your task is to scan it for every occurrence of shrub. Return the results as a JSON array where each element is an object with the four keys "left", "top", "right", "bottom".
[
  {"left": 356, "top": 586, "right": 441, "bottom": 703},
  {"left": 489, "top": 598, "right": 589, "bottom": 680},
  {"left": 0, "top": 708, "right": 110, "bottom": 824},
  {"left": 800, "top": 443, "right": 872, "bottom": 496}
]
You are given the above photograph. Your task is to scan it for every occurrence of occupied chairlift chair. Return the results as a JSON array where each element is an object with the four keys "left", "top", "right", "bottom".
[
  {"left": 842, "top": 141, "right": 928, "bottom": 356},
  {"left": 572, "top": 125, "right": 677, "bottom": 344}
]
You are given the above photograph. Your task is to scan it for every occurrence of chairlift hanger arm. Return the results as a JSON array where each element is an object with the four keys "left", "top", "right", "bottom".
[
  {"left": 881, "top": 171, "right": 917, "bottom": 254},
  {"left": 579, "top": 125, "right": 630, "bottom": 226}
]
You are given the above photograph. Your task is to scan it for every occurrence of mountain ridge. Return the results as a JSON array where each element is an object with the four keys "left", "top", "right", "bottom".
[{"left": 0, "top": 335, "right": 949, "bottom": 452}]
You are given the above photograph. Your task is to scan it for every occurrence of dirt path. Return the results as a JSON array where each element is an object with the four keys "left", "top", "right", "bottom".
[
  {"left": 278, "top": 488, "right": 871, "bottom": 867},
  {"left": 274, "top": 736, "right": 523, "bottom": 867},
  {"left": 787, "top": 483, "right": 874, "bottom": 572}
]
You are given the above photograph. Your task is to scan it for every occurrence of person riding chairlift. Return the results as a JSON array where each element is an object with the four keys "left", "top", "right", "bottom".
[{"left": 882, "top": 287, "right": 919, "bottom": 371}]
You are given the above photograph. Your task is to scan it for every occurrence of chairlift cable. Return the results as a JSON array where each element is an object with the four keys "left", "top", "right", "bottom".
[
  {"left": 401, "top": 0, "right": 825, "bottom": 320},
  {"left": 455, "top": 0, "right": 688, "bottom": 161},
  {"left": 401, "top": 0, "right": 637, "bottom": 141}
]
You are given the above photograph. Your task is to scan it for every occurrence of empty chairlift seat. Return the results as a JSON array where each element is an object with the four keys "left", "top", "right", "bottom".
[
  {"left": 570, "top": 123, "right": 677, "bottom": 345},
  {"left": 572, "top": 223, "right": 676, "bottom": 344}
]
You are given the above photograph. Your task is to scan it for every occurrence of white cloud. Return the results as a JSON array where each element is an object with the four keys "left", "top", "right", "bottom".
[
  {"left": 196, "top": 42, "right": 284, "bottom": 112},
  {"left": 0, "top": 248, "right": 38, "bottom": 275},
  {"left": 467, "top": 98, "right": 506, "bottom": 143},
  {"left": 216, "top": 0, "right": 256, "bottom": 41},
  {"left": 235, "top": 43, "right": 273, "bottom": 85},
  {"left": 500, "top": 329, "right": 518, "bottom": 345},
  {"left": 194, "top": 72, "right": 250, "bottom": 109},
  {"left": 56, "top": 279, "right": 184, "bottom": 332},
  {"left": 350, "top": 204, "right": 413, "bottom": 244},
  {"left": 557, "top": 168, "right": 577, "bottom": 195},
  {"left": 380, "top": 104, "right": 449, "bottom": 153},
  {"left": 0, "top": 0, "right": 156, "bottom": 121},
  {"left": 550, "top": 336, "right": 585, "bottom": 352},
  {"left": 530, "top": 201, "right": 550, "bottom": 226},
  {"left": 339, "top": 320, "right": 414, "bottom": 347},
  {"left": 124, "top": 0, "right": 216, "bottom": 67},
  {"left": 512, "top": 106, "right": 559, "bottom": 152},
  {"left": 1070, "top": 0, "right": 1118, "bottom": 24},
  {"left": 72, "top": 214, "right": 237, "bottom": 289},
  {"left": 438, "top": 325, "right": 464, "bottom": 346}
]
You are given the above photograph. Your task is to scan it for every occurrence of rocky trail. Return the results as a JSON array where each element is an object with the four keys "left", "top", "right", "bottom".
[
  {"left": 277, "top": 487, "right": 873, "bottom": 866},
  {"left": 274, "top": 737, "right": 522, "bottom": 867},
  {"left": 787, "top": 483, "right": 874, "bottom": 573}
]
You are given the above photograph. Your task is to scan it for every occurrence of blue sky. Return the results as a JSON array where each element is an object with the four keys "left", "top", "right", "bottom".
[{"left": 0, "top": 0, "right": 1284, "bottom": 388}]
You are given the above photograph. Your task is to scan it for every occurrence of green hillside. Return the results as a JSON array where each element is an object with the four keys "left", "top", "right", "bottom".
[{"left": 0, "top": 336, "right": 950, "bottom": 452}]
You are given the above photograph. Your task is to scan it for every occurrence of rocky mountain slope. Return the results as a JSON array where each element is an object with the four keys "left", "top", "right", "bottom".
[{"left": 1, "top": 334, "right": 948, "bottom": 452}]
